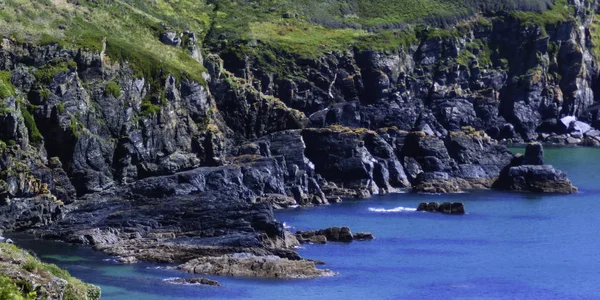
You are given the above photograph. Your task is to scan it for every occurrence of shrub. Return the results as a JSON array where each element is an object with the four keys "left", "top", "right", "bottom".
[{"left": 104, "top": 81, "right": 121, "bottom": 98}]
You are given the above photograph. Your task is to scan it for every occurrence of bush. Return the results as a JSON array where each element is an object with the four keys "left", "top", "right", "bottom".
[{"left": 104, "top": 82, "right": 121, "bottom": 98}]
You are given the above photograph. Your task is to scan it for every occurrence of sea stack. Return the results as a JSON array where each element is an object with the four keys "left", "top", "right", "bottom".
[{"left": 493, "top": 143, "right": 577, "bottom": 193}]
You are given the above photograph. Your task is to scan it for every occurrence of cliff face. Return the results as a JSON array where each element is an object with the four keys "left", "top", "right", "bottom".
[
  {"left": 216, "top": 1, "right": 600, "bottom": 143},
  {"left": 0, "top": 0, "right": 589, "bottom": 279}
]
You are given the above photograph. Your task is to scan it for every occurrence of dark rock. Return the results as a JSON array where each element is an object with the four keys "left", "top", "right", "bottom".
[
  {"left": 496, "top": 165, "right": 577, "bottom": 193},
  {"left": 493, "top": 144, "right": 577, "bottom": 193},
  {"left": 417, "top": 202, "right": 465, "bottom": 215},
  {"left": 523, "top": 143, "right": 543, "bottom": 165},
  {"left": 296, "top": 226, "right": 353, "bottom": 243},
  {"left": 165, "top": 277, "right": 221, "bottom": 286},
  {"left": 353, "top": 232, "right": 374, "bottom": 240},
  {"left": 160, "top": 32, "right": 181, "bottom": 46}
]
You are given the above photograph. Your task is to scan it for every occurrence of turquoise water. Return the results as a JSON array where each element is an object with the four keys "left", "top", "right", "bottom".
[{"left": 12, "top": 147, "right": 600, "bottom": 300}]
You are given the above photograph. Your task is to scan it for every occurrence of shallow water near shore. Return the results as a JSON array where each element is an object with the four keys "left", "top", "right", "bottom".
[{"left": 11, "top": 147, "right": 600, "bottom": 300}]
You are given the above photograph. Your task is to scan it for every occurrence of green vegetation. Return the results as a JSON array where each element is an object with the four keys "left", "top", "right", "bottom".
[
  {"left": 105, "top": 81, "right": 121, "bottom": 98},
  {"left": 590, "top": 15, "right": 600, "bottom": 61},
  {"left": 0, "top": 243, "right": 100, "bottom": 300},
  {"left": 457, "top": 39, "right": 494, "bottom": 67},
  {"left": 510, "top": 0, "right": 571, "bottom": 27},
  {"left": 0, "top": 274, "right": 35, "bottom": 300},
  {"left": 34, "top": 59, "right": 76, "bottom": 84},
  {"left": 0, "top": 71, "right": 15, "bottom": 99},
  {"left": 19, "top": 104, "right": 43, "bottom": 146},
  {"left": 0, "top": 0, "right": 568, "bottom": 86},
  {"left": 141, "top": 99, "right": 163, "bottom": 116}
]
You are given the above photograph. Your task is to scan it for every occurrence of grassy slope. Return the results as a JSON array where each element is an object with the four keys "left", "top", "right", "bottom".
[
  {"left": 0, "top": 0, "right": 572, "bottom": 79},
  {"left": 0, "top": 243, "right": 100, "bottom": 299}
]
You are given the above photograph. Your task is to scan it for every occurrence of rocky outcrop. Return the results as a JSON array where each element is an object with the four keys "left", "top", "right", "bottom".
[
  {"left": 175, "top": 253, "right": 334, "bottom": 279},
  {"left": 493, "top": 143, "right": 577, "bottom": 193},
  {"left": 417, "top": 202, "right": 466, "bottom": 215},
  {"left": 295, "top": 226, "right": 374, "bottom": 244},
  {"left": 403, "top": 129, "right": 513, "bottom": 193},
  {"left": 0, "top": 2, "right": 588, "bottom": 283}
]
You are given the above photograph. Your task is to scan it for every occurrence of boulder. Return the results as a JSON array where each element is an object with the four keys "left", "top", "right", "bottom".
[
  {"left": 160, "top": 31, "right": 181, "bottom": 46},
  {"left": 570, "top": 121, "right": 592, "bottom": 134},
  {"left": 560, "top": 116, "right": 577, "bottom": 130},
  {"left": 417, "top": 202, "right": 465, "bottom": 215},
  {"left": 353, "top": 232, "right": 375, "bottom": 240}
]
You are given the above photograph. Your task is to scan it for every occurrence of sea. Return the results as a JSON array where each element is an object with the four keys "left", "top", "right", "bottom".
[{"left": 11, "top": 147, "right": 600, "bottom": 300}]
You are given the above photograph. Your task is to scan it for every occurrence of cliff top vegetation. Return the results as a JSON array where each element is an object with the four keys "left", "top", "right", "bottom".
[{"left": 0, "top": 0, "right": 570, "bottom": 80}]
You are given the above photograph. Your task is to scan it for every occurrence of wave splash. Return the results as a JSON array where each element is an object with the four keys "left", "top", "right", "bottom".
[{"left": 368, "top": 207, "right": 417, "bottom": 213}]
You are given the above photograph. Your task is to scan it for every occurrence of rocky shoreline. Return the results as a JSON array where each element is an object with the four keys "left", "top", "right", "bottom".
[{"left": 0, "top": 2, "right": 595, "bottom": 284}]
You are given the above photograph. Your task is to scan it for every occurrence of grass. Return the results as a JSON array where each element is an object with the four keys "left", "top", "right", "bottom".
[
  {"left": 104, "top": 81, "right": 121, "bottom": 98},
  {"left": 0, "top": 71, "right": 15, "bottom": 99},
  {"left": 0, "top": 274, "right": 35, "bottom": 300},
  {"left": 34, "top": 59, "right": 76, "bottom": 84},
  {"left": 510, "top": 0, "right": 571, "bottom": 27},
  {"left": 0, "top": 243, "right": 100, "bottom": 300},
  {"left": 19, "top": 104, "right": 43, "bottom": 146},
  {"left": 0, "top": 0, "right": 569, "bottom": 87},
  {"left": 590, "top": 15, "right": 600, "bottom": 61},
  {"left": 0, "top": 0, "right": 207, "bottom": 86}
]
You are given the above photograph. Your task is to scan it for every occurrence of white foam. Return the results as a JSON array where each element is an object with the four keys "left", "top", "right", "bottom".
[
  {"left": 368, "top": 207, "right": 417, "bottom": 213},
  {"left": 283, "top": 222, "right": 294, "bottom": 229}
]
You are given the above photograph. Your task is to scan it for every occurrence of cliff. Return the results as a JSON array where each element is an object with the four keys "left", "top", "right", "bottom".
[{"left": 0, "top": 0, "right": 588, "bottom": 280}]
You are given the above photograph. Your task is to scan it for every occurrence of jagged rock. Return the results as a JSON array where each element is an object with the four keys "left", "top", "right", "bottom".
[
  {"left": 256, "top": 194, "right": 297, "bottom": 209},
  {"left": 176, "top": 253, "right": 334, "bottom": 279},
  {"left": 160, "top": 31, "right": 181, "bottom": 46},
  {"left": 497, "top": 165, "right": 577, "bottom": 193},
  {"left": 417, "top": 202, "right": 465, "bottom": 215},
  {"left": 165, "top": 277, "right": 221, "bottom": 286},
  {"left": 493, "top": 144, "right": 577, "bottom": 193},
  {"left": 523, "top": 143, "right": 544, "bottom": 165},
  {"left": 295, "top": 226, "right": 372, "bottom": 244}
]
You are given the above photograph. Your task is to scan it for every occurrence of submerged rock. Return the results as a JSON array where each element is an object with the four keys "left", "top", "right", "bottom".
[
  {"left": 353, "top": 232, "right": 375, "bottom": 240},
  {"left": 417, "top": 202, "right": 465, "bottom": 215},
  {"left": 165, "top": 277, "right": 221, "bottom": 286}
]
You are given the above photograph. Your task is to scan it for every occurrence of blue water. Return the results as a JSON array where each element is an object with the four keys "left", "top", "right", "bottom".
[{"left": 12, "top": 147, "right": 600, "bottom": 300}]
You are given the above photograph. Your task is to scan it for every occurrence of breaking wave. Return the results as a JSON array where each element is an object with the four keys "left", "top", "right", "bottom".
[{"left": 368, "top": 207, "right": 417, "bottom": 213}]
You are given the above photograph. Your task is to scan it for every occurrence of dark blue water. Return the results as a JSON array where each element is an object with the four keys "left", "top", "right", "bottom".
[{"left": 12, "top": 147, "right": 600, "bottom": 300}]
